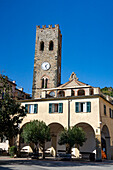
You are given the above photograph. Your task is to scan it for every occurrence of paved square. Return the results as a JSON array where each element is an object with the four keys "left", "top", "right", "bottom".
[{"left": 0, "top": 158, "right": 113, "bottom": 170}]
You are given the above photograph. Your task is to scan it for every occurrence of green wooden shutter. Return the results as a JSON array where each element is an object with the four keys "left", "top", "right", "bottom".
[
  {"left": 75, "top": 102, "right": 79, "bottom": 112},
  {"left": 25, "top": 104, "right": 28, "bottom": 113},
  {"left": 59, "top": 103, "right": 63, "bottom": 113},
  {"left": 34, "top": 104, "right": 38, "bottom": 113},
  {"left": 87, "top": 102, "right": 91, "bottom": 112},
  {"left": 49, "top": 103, "right": 52, "bottom": 113}
]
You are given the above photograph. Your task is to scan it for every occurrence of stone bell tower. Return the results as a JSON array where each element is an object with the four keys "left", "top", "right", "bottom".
[{"left": 32, "top": 24, "right": 62, "bottom": 99}]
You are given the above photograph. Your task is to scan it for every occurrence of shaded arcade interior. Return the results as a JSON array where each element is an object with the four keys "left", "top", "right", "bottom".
[{"left": 19, "top": 122, "right": 111, "bottom": 160}]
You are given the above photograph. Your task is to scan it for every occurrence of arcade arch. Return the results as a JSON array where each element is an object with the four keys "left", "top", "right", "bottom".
[
  {"left": 19, "top": 123, "right": 34, "bottom": 153},
  {"left": 101, "top": 125, "right": 111, "bottom": 159},
  {"left": 74, "top": 123, "right": 96, "bottom": 158},
  {"left": 46, "top": 123, "right": 65, "bottom": 156}
]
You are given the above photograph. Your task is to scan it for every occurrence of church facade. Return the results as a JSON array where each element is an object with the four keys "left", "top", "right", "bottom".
[{"left": 19, "top": 25, "right": 113, "bottom": 160}]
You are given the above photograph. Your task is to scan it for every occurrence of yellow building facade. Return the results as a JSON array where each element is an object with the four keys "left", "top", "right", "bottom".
[{"left": 20, "top": 72, "right": 113, "bottom": 160}]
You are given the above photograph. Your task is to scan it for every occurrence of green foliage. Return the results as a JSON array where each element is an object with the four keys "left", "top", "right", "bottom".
[
  {"left": 101, "top": 87, "right": 113, "bottom": 97},
  {"left": 0, "top": 74, "right": 26, "bottom": 140},
  {"left": 21, "top": 120, "right": 51, "bottom": 158},
  {"left": 21, "top": 120, "right": 51, "bottom": 146},
  {"left": 58, "top": 126, "right": 86, "bottom": 154},
  {"left": 9, "top": 146, "right": 17, "bottom": 157}
]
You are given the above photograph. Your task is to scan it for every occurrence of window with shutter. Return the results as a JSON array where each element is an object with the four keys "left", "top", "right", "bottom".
[
  {"left": 59, "top": 103, "right": 63, "bottom": 113},
  {"left": 49, "top": 103, "right": 63, "bottom": 113},
  {"left": 75, "top": 102, "right": 91, "bottom": 113},
  {"left": 25, "top": 104, "right": 28, "bottom": 113},
  {"left": 75, "top": 102, "right": 79, "bottom": 112},
  {"left": 87, "top": 102, "right": 91, "bottom": 112},
  {"left": 34, "top": 104, "right": 38, "bottom": 113},
  {"left": 49, "top": 103, "right": 52, "bottom": 113},
  {"left": 25, "top": 104, "right": 38, "bottom": 114}
]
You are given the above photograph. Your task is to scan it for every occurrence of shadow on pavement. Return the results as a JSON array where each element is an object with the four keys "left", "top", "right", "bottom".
[
  {"left": 0, "top": 167, "right": 13, "bottom": 170},
  {"left": 0, "top": 159, "right": 113, "bottom": 168}
]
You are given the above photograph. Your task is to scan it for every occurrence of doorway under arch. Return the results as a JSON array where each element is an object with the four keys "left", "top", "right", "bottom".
[
  {"left": 19, "top": 123, "right": 34, "bottom": 154},
  {"left": 101, "top": 125, "right": 111, "bottom": 159},
  {"left": 46, "top": 123, "right": 65, "bottom": 156},
  {"left": 74, "top": 123, "right": 96, "bottom": 158}
]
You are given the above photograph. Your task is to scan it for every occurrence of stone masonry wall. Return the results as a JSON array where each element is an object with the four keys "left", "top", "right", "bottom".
[{"left": 32, "top": 24, "right": 62, "bottom": 98}]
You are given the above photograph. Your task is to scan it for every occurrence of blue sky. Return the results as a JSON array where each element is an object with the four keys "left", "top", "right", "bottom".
[{"left": 0, "top": 0, "right": 113, "bottom": 94}]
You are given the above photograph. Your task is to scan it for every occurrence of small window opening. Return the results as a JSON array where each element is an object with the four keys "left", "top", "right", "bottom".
[
  {"left": 41, "top": 77, "right": 48, "bottom": 88},
  {"left": 90, "top": 89, "right": 93, "bottom": 95},
  {"left": 45, "top": 78, "right": 48, "bottom": 88},
  {"left": 40, "top": 41, "right": 44, "bottom": 51},
  {"left": 71, "top": 90, "right": 75, "bottom": 96},
  {"left": 49, "top": 41, "right": 54, "bottom": 51},
  {"left": 42, "top": 78, "right": 44, "bottom": 88},
  {"left": 49, "top": 91, "right": 55, "bottom": 97},
  {"left": 58, "top": 91, "right": 65, "bottom": 97},
  {"left": 80, "top": 103, "right": 84, "bottom": 112},
  {"left": 78, "top": 90, "right": 85, "bottom": 96}
]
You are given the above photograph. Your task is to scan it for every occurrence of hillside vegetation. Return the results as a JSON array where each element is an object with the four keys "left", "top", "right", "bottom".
[{"left": 101, "top": 87, "right": 113, "bottom": 97}]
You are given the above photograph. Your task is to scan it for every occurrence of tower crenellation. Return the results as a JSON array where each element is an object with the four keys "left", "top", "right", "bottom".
[{"left": 36, "top": 24, "right": 59, "bottom": 29}]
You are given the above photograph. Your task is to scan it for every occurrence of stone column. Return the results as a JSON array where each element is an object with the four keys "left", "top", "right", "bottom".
[
  {"left": 94, "top": 88, "right": 100, "bottom": 95},
  {"left": 65, "top": 89, "right": 71, "bottom": 97},
  {"left": 95, "top": 135, "right": 102, "bottom": 161},
  {"left": 42, "top": 91, "right": 46, "bottom": 98},
  {"left": 85, "top": 88, "right": 90, "bottom": 95},
  {"left": 51, "top": 135, "right": 57, "bottom": 157},
  {"left": 75, "top": 89, "right": 78, "bottom": 96},
  {"left": 56, "top": 90, "right": 58, "bottom": 98}
]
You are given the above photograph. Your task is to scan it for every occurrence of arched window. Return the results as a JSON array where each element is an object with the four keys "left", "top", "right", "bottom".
[
  {"left": 58, "top": 91, "right": 65, "bottom": 97},
  {"left": 41, "top": 77, "right": 48, "bottom": 88},
  {"left": 71, "top": 90, "right": 75, "bottom": 96},
  {"left": 49, "top": 41, "right": 54, "bottom": 51},
  {"left": 45, "top": 78, "right": 48, "bottom": 88},
  {"left": 78, "top": 89, "right": 85, "bottom": 96},
  {"left": 90, "top": 89, "right": 93, "bottom": 95},
  {"left": 41, "top": 78, "right": 44, "bottom": 88},
  {"left": 49, "top": 91, "right": 55, "bottom": 97},
  {"left": 40, "top": 41, "right": 44, "bottom": 51}
]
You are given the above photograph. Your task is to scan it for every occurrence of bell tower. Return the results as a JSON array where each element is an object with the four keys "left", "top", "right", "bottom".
[{"left": 32, "top": 24, "right": 62, "bottom": 99}]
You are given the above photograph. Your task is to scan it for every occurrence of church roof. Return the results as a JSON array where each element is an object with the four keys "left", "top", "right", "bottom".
[{"left": 58, "top": 72, "right": 92, "bottom": 88}]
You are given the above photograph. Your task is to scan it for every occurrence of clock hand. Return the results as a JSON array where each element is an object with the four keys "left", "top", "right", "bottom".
[{"left": 45, "top": 64, "right": 48, "bottom": 69}]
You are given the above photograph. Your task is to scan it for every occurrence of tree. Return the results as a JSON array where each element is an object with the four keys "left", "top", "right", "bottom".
[
  {"left": 0, "top": 74, "right": 26, "bottom": 145},
  {"left": 58, "top": 126, "right": 86, "bottom": 154},
  {"left": 21, "top": 120, "right": 51, "bottom": 159}
]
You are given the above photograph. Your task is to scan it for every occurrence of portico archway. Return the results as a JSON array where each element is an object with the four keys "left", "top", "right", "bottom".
[
  {"left": 46, "top": 123, "right": 65, "bottom": 157},
  {"left": 101, "top": 125, "right": 111, "bottom": 159},
  {"left": 74, "top": 123, "right": 96, "bottom": 158},
  {"left": 19, "top": 123, "right": 34, "bottom": 154}
]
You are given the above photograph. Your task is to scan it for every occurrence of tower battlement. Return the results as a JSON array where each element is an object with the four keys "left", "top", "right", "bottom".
[{"left": 36, "top": 24, "right": 59, "bottom": 29}]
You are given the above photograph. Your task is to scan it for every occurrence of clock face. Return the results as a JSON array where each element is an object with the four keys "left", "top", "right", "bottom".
[{"left": 41, "top": 62, "right": 50, "bottom": 71}]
